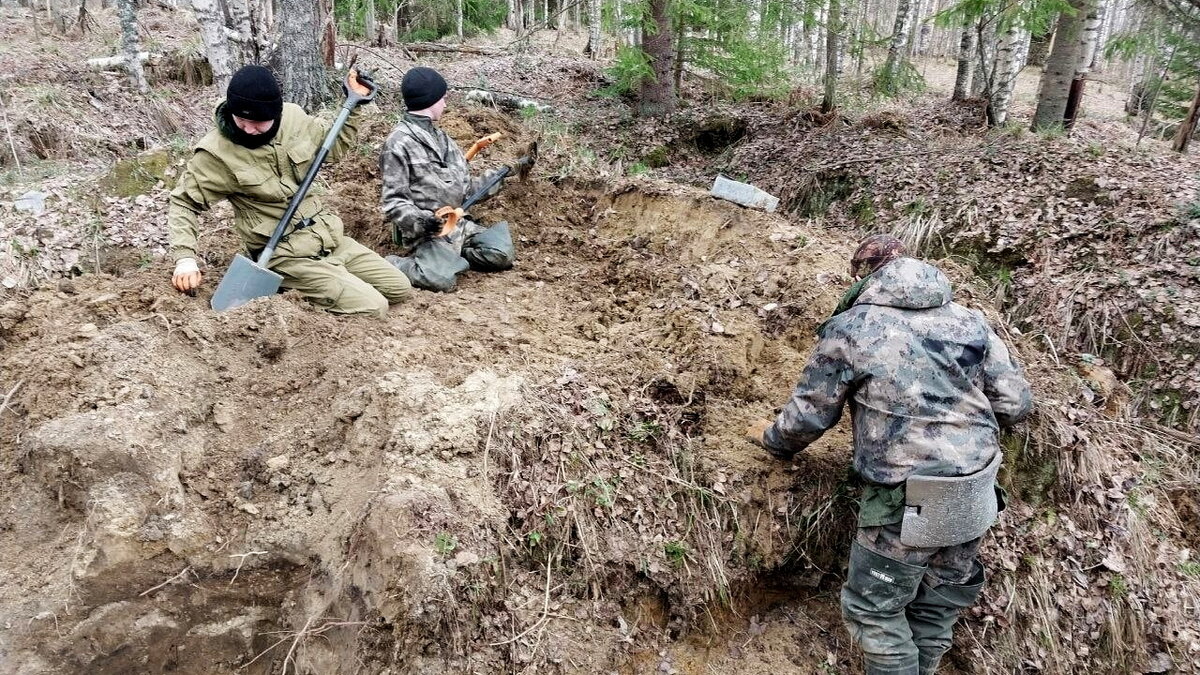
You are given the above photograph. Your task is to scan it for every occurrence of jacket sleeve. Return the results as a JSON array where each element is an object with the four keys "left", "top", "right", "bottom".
[
  {"left": 466, "top": 167, "right": 506, "bottom": 204},
  {"left": 379, "top": 139, "right": 433, "bottom": 242},
  {"left": 981, "top": 323, "right": 1033, "bottom": 427},
  {"left": 763, "top": 324, "right": 855, "bottom": 459},
  {"left": 304, "top": 104, "right": 363, "bottom": 163},
  {"left": 167, "top": 150, "right": 233, "bottom": 262}
]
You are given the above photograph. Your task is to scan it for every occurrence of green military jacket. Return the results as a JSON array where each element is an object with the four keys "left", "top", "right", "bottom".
[{"left": 168, "top": 102, "right": 363, "bottom": 264}]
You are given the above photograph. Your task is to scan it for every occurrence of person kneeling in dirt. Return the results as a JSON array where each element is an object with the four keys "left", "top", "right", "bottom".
[
  {"left": 379, "top": 67, "right": 532, "bottom": 292},
  {"left": 745, "top": 235, "right": 1033, "bottom": 675},
  {"left": 168, "top": 65, "right": 414, "bottom": 316}
]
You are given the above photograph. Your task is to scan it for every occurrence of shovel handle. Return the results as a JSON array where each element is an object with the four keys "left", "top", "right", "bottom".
[{"left": 465, "top": 132, "right": 502, "bottom": 161}]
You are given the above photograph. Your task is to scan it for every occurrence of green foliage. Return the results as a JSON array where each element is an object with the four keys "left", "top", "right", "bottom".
[
  {"left": 338, "top": 0, "right": 507, "bottom": 41},
  {"left": 433, "top": 532, "right": 458, "bottom": 556},
  {"left": 874, "top": 59, "right": 925, "bottom": 98},
  {"left": 601, "top": 46, "right": 655, "bottom": 97},
  {"left": 627, "top": 420, "right": 662, "bottom": 442},
  {"left": 1180, "top": 561, "right": 1200, "bottom": 578},
  {"left": 664, "top": 540, "right": 687, "bottom": 564},
  {"left": 1105, "top": 22, "right": 1200, "bottom": 135},
  {"left": 627, "top": 162, "right": 650, "bottom": 176},
  {"left": 1108, "top": 574, "right": 1128, "bottom": 599},
  {"left": 526, "top": 531, "right": 544, "bottom": 547}
]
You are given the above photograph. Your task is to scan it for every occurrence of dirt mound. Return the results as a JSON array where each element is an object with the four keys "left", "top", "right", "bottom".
[{"left": 0, "top": 168, "right": 875, "bottom": 673}]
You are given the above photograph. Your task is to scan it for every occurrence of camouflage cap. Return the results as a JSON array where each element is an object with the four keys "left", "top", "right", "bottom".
[{"left": 850, "top": 234, "right": 907, "bottom": 279}]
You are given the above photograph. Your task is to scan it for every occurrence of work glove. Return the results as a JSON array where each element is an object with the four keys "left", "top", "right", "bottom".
[
  {"left": 171, "top": 257, "right": 203, "bottom": 293},
  {"left": 345, "top": 67, "right": 377, "bottom": 102},
  {"left": 507, "top": 155, "right": 535, "bottom": 178},
  {"left": 417, "top": 212, "right": 445, "bottom": 237}
]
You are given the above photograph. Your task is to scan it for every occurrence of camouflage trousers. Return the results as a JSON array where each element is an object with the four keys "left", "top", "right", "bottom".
[
  {"left": 387, "top": 220, "right": 515, "bottom": 292},
  {"left": 841, "top": 523, "right": 986, "bottom": 675}
]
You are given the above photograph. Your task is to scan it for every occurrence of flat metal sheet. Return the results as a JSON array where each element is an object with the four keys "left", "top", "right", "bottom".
[
  {"left": 900, "top": 452, "right": 1002, "bottom": 548},
  {"left": 210, "top": 254, "right": 283, "bottom": 312}
]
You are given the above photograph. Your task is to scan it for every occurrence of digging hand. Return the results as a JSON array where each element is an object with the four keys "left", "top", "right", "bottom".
[
  {"left": 418, "top": 212, "right": 446, "bottom": 237},
  {"left": 345, "top": 67, "right": 377, "bottom": 102},
  {"left": 171, "top": 257, "right": 203, "bottom": 294}
]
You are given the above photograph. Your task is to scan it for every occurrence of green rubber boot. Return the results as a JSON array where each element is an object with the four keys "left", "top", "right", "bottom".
[
  {"left": 841, "top": 541, "right": 928, "bottom": 675},
  {"left": 908, "top": 561, "right": 986, "bottom": 674}
]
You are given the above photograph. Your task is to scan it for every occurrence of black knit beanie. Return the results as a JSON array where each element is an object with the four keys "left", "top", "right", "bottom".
[
  {"left": 401, "top": 67, "right": 448, "bottom": 111},
  {"left": 226, "top": 65, "right": 283, "bottom": 122}
]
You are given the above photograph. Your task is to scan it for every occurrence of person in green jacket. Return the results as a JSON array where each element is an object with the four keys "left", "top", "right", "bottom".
[{"left": 168, "top": 65, "right": 413, "bottom": 316}]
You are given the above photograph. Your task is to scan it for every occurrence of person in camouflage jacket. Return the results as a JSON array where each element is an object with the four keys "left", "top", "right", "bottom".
[
  {"left": 379, "top": 67, "right": 530, "bottom": 292},
  {"left": 747, "top": 235, "right": 1032, "bottom": 675},
  {"left": 168, "top": 65, "right": 413, "bottom": 316}
]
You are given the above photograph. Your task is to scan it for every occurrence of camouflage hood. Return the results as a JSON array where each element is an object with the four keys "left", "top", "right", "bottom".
[{"left": 855, "top": 257, "right": 952, "bottom": 310}]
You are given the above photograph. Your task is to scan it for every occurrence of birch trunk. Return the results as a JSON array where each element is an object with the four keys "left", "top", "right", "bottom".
[
  {"left": 1031, "top": 0, "right": 1092, "bottom": 130},
  {"left": 989, "top": 25, "right": 1023, "bottom": 125},
  {"left": 456, "top": 0, "right": 463, "bottom": 39},
  {"left": 191, "top": 0, "right": 235, "bottom": 93},
  {"left": 116, "top": 0, "right": 148, "bottom": 93},
  {"left": 881, "top": 0, "right": 914, "bottom": 91},
  {"left": 585, "top": 0, "right": 601, "bottom": 57},
  {"left": 1063, "top": 0, "right": 1105, "bottom": 128},
  {"left": 952, "top": 20, "right": 975, "bottom": 101}
]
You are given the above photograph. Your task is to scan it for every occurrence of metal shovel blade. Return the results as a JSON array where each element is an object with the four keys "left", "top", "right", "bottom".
[{"left": 210, "top": 254, "right": 284, "bottom": 311}]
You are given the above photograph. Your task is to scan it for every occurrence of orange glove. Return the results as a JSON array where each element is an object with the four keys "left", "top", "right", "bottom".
[
  {"left": 346, "top": 68, "right": 375, "bottom": 99},
  {"left": 745, "top": 419, "right": 773, "bottom": 447},
  {"left": 171, "top": 258, "right": 202, "bottom": 293}
]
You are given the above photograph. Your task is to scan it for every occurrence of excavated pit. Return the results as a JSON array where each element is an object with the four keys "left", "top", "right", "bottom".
[{"left": 0, "top": 109, "right": 866, "bottom": 674}]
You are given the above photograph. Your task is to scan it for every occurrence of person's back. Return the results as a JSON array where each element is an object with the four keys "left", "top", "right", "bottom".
[
  {"left": 820, "top": 257, "right": 1030, "bottom": 484},
  {"left": 747, "top": 236, "right": 1032, "bottom": 675}
]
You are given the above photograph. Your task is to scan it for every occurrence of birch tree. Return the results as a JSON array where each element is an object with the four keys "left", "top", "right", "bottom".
[
  {"left": 586, "top": 0, "right": 601, "bottom": 56},
  {"left": 989, "top": 24, "right": 1024, "bottom": 124},
  {"left": 1032, "top": 0, "right": 1093, "bottom": 130},
  {"left": 1063, "top": 0, "right": 1106, "bottom": 128},
  {"left": 191, "top": 0, "right": 235, "bottom": 93},
  {"left": 880, "top": 0, "right": 916, "bottom": 94},
  {"left": 116, "top": 0, "right": 147, "bottom": 93},
  {"left": 952, "top": 20, "right": 975, "bottom": 100}
]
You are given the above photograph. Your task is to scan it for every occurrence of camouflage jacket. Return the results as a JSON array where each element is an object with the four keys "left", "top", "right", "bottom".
[
  {"left": 379, "top": 113, "right": 504, "bottom": 247},
  {"left": 763, "top": 258, "right": 1033, "bottom": 485},
  {"left": 168, "top": 102, "right": 363, "bottom": 263}
]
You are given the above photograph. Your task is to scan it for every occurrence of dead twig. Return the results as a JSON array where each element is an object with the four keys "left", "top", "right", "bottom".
[
  {"left": 139, "top": 566, "right": 194, "bottom": 597},
  {"left": 0, "top": 380, "right": 25, "bottom": 418},
  {"left": 228, "top": 550, "right": 268, "bottom": 586},
  {"left": 488, "top": 547, "right": 554, "bottom": 646},
  {"left": 0, "top": 92, "right": 22, "bottom": 176}
]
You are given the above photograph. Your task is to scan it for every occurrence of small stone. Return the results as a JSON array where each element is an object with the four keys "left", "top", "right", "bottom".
[
  {"left": 78, "top": 323, "right": 99, "bottom": 339},
  {"left": 238, "top": 503, "right": 260, "bottom": 515},
  {"left": 265, "top": 455, "right": 290, "bottom": 471},
  {"left": 454, "top": 551, "right": 480, "bottom": 567}
]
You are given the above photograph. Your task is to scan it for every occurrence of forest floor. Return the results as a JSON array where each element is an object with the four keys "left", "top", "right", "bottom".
[{"left": 2, "top": 5, "right": 1200, "bottom": 675}]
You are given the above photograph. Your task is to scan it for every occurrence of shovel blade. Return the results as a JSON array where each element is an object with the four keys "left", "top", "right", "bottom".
[{"left": 210, "top": 254, "right": 284, "bottom": 312}]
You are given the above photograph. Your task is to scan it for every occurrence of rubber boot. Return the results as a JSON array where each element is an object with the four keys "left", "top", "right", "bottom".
[
  {"left": 908, "top": 560, "right": 986, "bottom": 675},
  {"left": 841, "top": 541, "right": 928, "bottom": 675}
]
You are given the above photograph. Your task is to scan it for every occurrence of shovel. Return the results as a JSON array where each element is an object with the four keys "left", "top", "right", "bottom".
[
  {"left": 434, "top": 140, "right": 538, "bottom": 236},
  {"left": 211, "top": 74, "right": 378, "bottom": 312}
]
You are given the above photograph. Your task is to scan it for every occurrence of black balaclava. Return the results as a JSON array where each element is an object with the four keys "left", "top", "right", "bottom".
[{"left": 219, "top": 65, "right": 283, "bottom": 148}]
